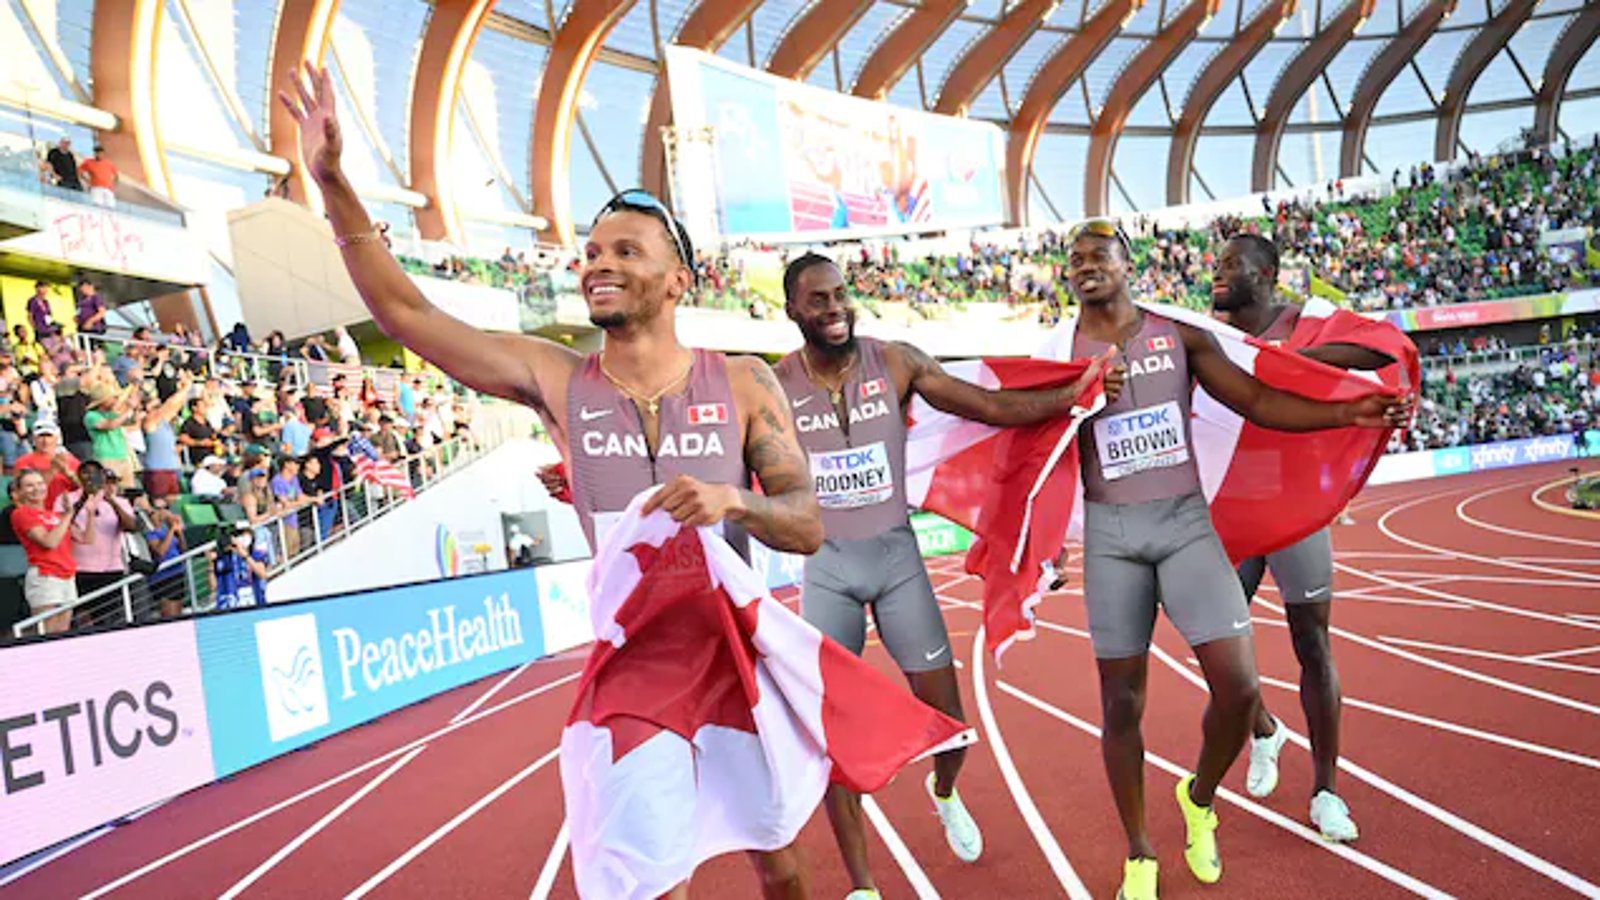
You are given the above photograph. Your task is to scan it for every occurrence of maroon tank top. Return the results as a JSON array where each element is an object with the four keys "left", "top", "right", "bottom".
[
  {"left": 1074, "top": 314, "right": 1203, "bottom": 505},
  {"left": 565, "top": 349, "right": 748, "bottom": 557},
  {"left": 774, "top": 337, "right": 909, "bottom": 541}
]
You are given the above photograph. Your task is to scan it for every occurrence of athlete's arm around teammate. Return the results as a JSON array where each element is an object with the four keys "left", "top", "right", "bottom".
[
  {"left": 278, "top": 64, "right": 580, "bottom": 438},
  {"left": 883, "top": 341, "right": 1125, "bottom": 424}
]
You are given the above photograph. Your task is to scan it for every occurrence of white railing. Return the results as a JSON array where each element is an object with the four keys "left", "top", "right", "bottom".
[{"left": 9, "top": 430, "right": 509, "bottom": 640}]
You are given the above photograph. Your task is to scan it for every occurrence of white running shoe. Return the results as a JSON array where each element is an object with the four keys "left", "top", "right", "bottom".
[
  {"left": 1310, "top": 790, "right": 1360, "bottom": 842},
  {"left": 1246, "top": 720, "right": 1289, "bottom": 798},
  {"left": 926, "top": 773, "right": 983, "bottom": 862},
  {"left": 845, "top": 891, "right": 881, "bottom": 900}
]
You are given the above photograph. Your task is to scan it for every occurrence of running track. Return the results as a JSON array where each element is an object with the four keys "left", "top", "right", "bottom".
[{"left": 5, "top": 460, "right": 1598, "bottom": 899}]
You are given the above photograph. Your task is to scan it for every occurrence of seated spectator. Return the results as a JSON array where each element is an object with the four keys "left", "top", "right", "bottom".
[
  {"left": 11, "top": 325, "right": 44, "bottom": 375},
  {"left": 191, "top": 455, "right": 231, "bottom": 499},
  {"left": 209, "top": 521, "right": 268, "bottom": 610}
]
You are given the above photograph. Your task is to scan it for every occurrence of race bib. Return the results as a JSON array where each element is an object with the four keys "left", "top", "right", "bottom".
[
  {"left": 1093, "top": 401, "right": 1189, "bottom": 481},
  {"left": 810, "top": 441, "right": 894, "bottom": 510}
]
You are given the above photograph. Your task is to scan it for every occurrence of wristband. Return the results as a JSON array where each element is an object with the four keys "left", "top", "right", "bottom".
[{"left": 334, "top": 230, "right": 382, "bottom": 248}]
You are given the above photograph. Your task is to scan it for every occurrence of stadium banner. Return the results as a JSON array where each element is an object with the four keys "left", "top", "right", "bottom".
[
  {"left": 663, "top": 46, "right": 1007, "bottom": 245},
  {"left": 1369, "top": 431, "right": 1600, "bottom": 485},
  {"left": 195, "top": 569, "right": 546, "bottom": 777},
  {"left": 911, "top": 511, "right": 976, "bottom": 557},
  {"left": 0, "top": 622, "right": 215, "bottom": 865},
  {"left": 1374, "top": 288, "right": 1600, "bottom": 333},
  {"left": 532, "top": 558, "right": 595, "bottom": 655},
  {"left": 0, "top": 196, "right": 205, "bottom": 285}
]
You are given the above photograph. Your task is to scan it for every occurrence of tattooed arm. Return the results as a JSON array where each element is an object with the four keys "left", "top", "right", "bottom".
[
  {"left": 639, "top": 356, "right": 823, "bottom": 553},
  {"left": 886, "top": 341, "right": 1120, "bottom": 425}
]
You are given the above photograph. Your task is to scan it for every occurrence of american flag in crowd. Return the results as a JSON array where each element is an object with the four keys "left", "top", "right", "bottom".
[{"left": 349, "top": 432, "right": 415, "bottom": 498}]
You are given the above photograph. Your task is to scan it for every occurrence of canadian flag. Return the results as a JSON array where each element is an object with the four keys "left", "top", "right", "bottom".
[
  {"left": 905, "top": 300, "right": 1416, "bottom": 661},
  {"left": 1146, "top": 334, "right": 1176, "bottom": 352},
  {"left": 561, "top": 489, "right": 974, "bottom": 899},
  {"left": 687, "top": 402, "right": 729, "bottom": 425},
  {"left": 859, "top": 377, "right": 887, "bottom": 399}
]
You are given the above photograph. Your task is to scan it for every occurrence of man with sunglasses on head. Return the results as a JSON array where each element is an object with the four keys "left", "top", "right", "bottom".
[
  {"left": 776, "top": 252, "right": 1115, "bottom": 899},
  {"left": 1055, "top": 219, "right": 1409, "bottom": 900},
  {"left": 1211, "top": 233, "right": 1398, "bottom": 844},
  {"left": 282, "top": 65, "right": 822, "bottom": 899}
]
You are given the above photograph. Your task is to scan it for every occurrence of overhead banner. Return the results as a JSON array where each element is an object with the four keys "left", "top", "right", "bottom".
[
  {"left": 1371, "top": 288, "right": 1600, "bottom": 333},
  {"left": 664, "top": 46, "right": 1006, "bottom": 244}
]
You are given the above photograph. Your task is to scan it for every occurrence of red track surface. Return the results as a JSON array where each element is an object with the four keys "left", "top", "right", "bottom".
[{"left": 7, "top": 460, "right": 1599, "bottom": 899}]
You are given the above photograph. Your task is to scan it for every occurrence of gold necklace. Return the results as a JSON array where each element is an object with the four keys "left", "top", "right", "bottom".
[
  {"left": 599, "top": 355, "right": 693, "bottom": 417},
  {"left": 800, "top": 348, "right": 856, "bottom": 406}
]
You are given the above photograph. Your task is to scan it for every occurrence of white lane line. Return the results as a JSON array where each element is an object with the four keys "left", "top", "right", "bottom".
[
  {"left": 1338, "top": 593, "right": 1474, "bottom": 610},
  {"left": 451, "top": 661, "right": 534, "bottom": 725},
  {"left": 1457, "top": 484, "right": 1600, "bottom": 550},
  {"left": 1530, "top": 644, "right": 1600, "bottom": 661},
  {"left": 1334, "top": 551, "right": 1451, "bottom": 561},
  {"left": 81, "top": 671, "right": 581, "bottom": 899},
  {"left": 969, "top": 626, "right": 1092, "bottom": 900},
  {"left": 1256, "top": 598, "right": 1600, "bottom": 719},
  {"left": 1341, "top": 576, "right": 1462, "bottom": 597},
  {"left": 861, "top": 796, "right": 940, "bottom": 900},
  {"left": 0, "top": 798, "right": 172, "bottom": 889},
  {"left": 1378, "top": 495, "right": 1600, "bottom": 583},
  {"left": 1254, "top": 673, "right": 1600, "bottom": 772},
  {"left": 1144, "top": 640, "right": 1600, "bottom": 898},
  {"left": 1507, "top": 556, "right": 1600, "bottom": 566},
  {"left": 1370, "top": 570, "right": 1600, "bottom": 589},
  {"left": 995, "top": 681, "right": 1449, "bottom": 899},
  {"left": 1572, "top": 615, "right": 1600, "bottom": 623},
  {"left": 220, "top": 746, "right": 428, "bottom": 900},
  {"left": 1335, "top": 563, "right": 1600, "bottom": 634},
  {"left": 345, "top": 748, "right": 561, "bottom": 900},
  {"left": 1377, "top": 636, "right": 1600, "bottom": 676},
  {"left": 529, "top": 821, "right": 570, "bottom": 900}
]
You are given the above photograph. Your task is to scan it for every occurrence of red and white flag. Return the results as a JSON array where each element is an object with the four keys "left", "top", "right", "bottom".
[
  {"left": 561, "top": 490, "right": 974, "bottom": 899},
  {"left": 906, "top": 300, "right": 1416, "bottom": 662},
  {"left": 687, "top": 402, "right": 729, "bottom": 426}
]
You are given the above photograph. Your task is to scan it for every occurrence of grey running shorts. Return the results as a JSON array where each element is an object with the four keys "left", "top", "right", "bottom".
[
  {"left": 1237, "top": 528, "right": 1334, "bottom": 605},
  {"left": 1083, "top": 492, "right": 1252, "bottom": 659},
  {"left": 801, "top": 524, "right": 954, "bottom": 673}
]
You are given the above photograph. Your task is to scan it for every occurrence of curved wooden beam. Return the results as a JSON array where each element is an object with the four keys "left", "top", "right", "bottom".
[
  {"left": 1166, "top": 0, "right": 1296, "bottom": 205},
  {"left": 531, "top": 0, "right": 638, "bottom": 245},
  {"left": 1086, "top": 0, "right": 1220, "bottom": 215},
  {"left": 1250, "top": 0, "right": 1375, "bottom": 192},
  {"left": 1004, "top": 0, "right": 1138, "bottom": 225},
  {"left": 1434, "top": 0, "right": 1538, "bottom": 161},
  {"left": 1338, "top": 0, "right": 1455, "bottom": 177},
  {"left": 934, "top": 0, "right": 1055, "bottom": 116},
  {"left": 1531, "top": 3, "right": 1600, "bottom": 146},
  {"left": 641, "top": 0, "right": 764, "bottom": 199},
  {"left": 268, "top": 0, "right": 341, "bottom": 206},
  {"left": 852, "top": 0, "right": 964, "bottom": 99},
  {"left": 766, "top": 0, "right": 872, "bottom": 80},
  {"left": 91, "top": 0, "right": 169, "bottom": 196},
  {"left": 409, "top": 0, "right": 496, "bottom": 243}
]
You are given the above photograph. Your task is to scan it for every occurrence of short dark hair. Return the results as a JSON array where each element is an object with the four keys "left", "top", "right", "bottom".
[
  {"left": 1227, "top": 233, "right": 1279, "bottom": 274},
  {"left": 783, "top": 252, "right": 837, "bottom": 304}
]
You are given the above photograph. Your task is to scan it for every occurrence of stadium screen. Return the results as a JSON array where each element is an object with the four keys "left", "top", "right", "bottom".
[{"left": 663, "top": 46, "right": 1008, "bottom": 245}]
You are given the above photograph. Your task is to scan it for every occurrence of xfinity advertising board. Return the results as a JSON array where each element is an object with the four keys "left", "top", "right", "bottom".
[{"left": 664, "top": 46, "right": 1007, "bottom": 245}]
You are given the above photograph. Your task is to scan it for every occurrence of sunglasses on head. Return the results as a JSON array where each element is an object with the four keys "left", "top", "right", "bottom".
[
  {"left": 1070, "top": 217, "right": 1133, "bottom": 256},
  {"left": 592, "top": 189, "right": 695, "bottom": 277}
]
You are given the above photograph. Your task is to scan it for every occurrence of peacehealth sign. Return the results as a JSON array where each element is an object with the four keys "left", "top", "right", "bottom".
[{"left": 0, "top": 567, "right": 554, "bottom": 865}]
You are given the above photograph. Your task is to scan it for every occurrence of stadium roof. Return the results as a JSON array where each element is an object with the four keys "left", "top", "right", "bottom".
[{"left": 3, "top": 0, "right": 1595, "bottom": 249}]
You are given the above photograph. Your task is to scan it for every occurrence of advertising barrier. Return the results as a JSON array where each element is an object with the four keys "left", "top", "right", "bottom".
[
  {"left": 0, "top": 623, "right": 215, "bottom": 864},
  {"left": 195, "top": 569, "right": 545, "bottom": 777},
  {"left": 911, "top": 512, "right": 975, "bottom": 557},
  {"left": 1369, "top": 431, "right": 1600, "bottom": 485},
  {"left": 1372, "top": 288, "right": 1600, "bottom": 333}
]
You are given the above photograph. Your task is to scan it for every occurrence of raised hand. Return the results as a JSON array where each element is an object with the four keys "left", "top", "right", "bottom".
[{"left": 276, "top": 62, "right": 343, "bottom": 184}]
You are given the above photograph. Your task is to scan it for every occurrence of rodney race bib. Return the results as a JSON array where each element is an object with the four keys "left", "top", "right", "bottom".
[
  {"left": 810, "top": 441, "right": 894, "bottom": 510},
  {"left": 1093, "top": 401, "right": 1189, "bottom": 481}
]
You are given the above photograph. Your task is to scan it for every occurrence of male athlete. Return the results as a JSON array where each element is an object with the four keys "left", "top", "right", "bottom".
[
  {"left": 1211, "top": 233, "right": 1399, "bottom": 843},
  {"left": 777, "top": 253, "right": 1118, "bottom": 899},
  {"left": 1054, "top": 220, "right": 1410, "bottom": 900},
  {"left": 281, "top": 64, "right": 823, "bottom": 899}
]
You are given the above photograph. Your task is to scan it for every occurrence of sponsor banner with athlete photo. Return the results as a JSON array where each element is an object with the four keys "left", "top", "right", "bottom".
[
  {"left": 0, "top": 622, "right": 215, "bottom": 864},
  {"left": 195, "top": 569, "right": 546, "bottom": 777},
  {"left": 664, "top": 46, "right": 1006, "bottom": 244}
]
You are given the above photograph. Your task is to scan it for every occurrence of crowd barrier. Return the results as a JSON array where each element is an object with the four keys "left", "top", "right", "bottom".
[
  {"left": 0, "top": 561, "right": 594, "bottom": 866},
  {"left": 1369, "top": 431, "right": 1600, "bottom": 485}
]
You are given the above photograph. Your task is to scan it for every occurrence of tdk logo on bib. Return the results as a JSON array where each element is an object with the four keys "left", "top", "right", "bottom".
[
  {"left": 1094, "top": 400, "right": 1189, "bottom": 481},
  {"left": 254, "top": 614, "right": 331, "bottom": 742}
]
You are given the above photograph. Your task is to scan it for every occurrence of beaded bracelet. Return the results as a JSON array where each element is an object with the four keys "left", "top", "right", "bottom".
[{"left": 334, "top": 230, "right": 382, "bottom": 248}]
